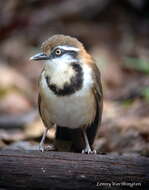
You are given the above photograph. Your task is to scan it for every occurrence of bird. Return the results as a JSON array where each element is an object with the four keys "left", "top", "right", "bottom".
[{"left": 30, "top": 34, "right": 103, "bottom": 154}]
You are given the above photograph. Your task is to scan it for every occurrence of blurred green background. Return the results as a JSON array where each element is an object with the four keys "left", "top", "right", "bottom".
[{"left": 0, "top": 0, "right": 149, "bottom": 155}]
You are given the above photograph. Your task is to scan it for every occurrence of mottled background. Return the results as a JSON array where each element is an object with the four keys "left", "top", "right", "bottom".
[{"left": 0, "top": 0, "right": 149, "bottom": 155}]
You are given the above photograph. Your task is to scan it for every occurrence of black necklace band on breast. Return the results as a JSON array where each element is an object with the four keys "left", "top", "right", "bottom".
[{"left": 45, "top": 63, "right": 83, "bottom": 96}]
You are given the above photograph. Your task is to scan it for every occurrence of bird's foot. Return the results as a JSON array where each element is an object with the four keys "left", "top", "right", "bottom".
[
  {"left": 82, "top": 147, "right": 96, "bottom": 154},
  {"left": 39, "top": 144, "right": 56, "bottom": 152}
]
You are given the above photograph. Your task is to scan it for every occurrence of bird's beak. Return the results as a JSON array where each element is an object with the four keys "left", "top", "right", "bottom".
[{"left": 29, "top": 53, "right": 49, "bottom": 61}]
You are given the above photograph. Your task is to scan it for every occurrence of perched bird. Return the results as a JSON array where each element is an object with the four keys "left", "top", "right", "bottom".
[{"left": 30, "top": 34, "right": 103, "bottom": 154}]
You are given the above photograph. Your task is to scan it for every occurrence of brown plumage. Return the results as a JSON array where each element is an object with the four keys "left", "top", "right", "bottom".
[
  {"left": 30, "top": 34, "right": 103, "bottom": 153},
  {"left": 41, "top": 34, "right": 84, "bottom": 54}
]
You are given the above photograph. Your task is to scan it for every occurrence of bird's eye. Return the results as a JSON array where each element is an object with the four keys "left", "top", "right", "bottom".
[{"left": 55, "top": 48, "right": 62, "bottom": 56}]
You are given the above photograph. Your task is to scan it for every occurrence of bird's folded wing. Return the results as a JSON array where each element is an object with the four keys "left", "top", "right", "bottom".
[{"left": 86, "top": 63, "right": 103, "bottom": 146}]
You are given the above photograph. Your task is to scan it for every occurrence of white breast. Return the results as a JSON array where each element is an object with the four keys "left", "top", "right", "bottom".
[{"left": 39, "top": 64, "right": 95, "bottom": 129}]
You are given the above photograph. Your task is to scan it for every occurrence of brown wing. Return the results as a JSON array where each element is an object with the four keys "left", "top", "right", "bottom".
[
  {"left": 91, "top": 62, "right": 103, "bottom": 98},
  {"left": 86, "top": 63, "right": 103, "bottom": 147},
  {"left": 38, "top": 94, "right": 42, "bottom": 118},
  {"left": 38, "top": 94, "right": 46, "bottom": 127},
  {"left": 38, "top": 94, "right": 53, "bottom": 129}
]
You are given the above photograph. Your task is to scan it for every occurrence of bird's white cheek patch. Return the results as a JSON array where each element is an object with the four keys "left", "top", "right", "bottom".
[{"left": 50, "top": 54, "right": 77, "bottom": 65}]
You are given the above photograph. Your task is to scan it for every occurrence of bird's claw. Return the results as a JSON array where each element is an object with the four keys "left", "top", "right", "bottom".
[
  {"left": 39, "top": 144, "right": 44, "bottom": 152},
  {"left": 82, "top": 148, "right": 96, "bottom": 154},
  {"left": 39, "top": 144, "right": 56, "bottom": 152}
]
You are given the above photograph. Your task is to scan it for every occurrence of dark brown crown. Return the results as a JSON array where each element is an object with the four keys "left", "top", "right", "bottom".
[{"left": 41, "top": 34, "right": 85, "bottom": 54}]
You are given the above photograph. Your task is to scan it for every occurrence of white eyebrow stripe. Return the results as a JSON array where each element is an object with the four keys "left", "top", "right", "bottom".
[{"left": 57, "top": 45, "right": 80, "bottom": 52}]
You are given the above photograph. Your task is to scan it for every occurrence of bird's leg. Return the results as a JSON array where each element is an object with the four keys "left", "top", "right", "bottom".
[
  {"left": 39, "top": 128, "right": 48, "bottom": 152},
  {"left": 82, "top": 129, "right": 96, "bottom": 154},
  {"left": 39, "top": 125, "right": 57, "bottom": 152}
]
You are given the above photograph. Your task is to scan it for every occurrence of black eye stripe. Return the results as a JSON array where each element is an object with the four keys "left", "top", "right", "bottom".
[
  {"left": 51, "top": 48, "right": 77, "bottom": 58},
  {"left": 66, "top": 50, "right": 77, "bottom": 58}
]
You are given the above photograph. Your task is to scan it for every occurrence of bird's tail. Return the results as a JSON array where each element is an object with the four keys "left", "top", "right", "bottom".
[{"left": 55, "top": 126, "right": 85, "bottom": 152}]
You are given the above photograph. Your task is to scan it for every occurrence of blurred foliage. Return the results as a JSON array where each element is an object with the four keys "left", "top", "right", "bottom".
[
  {"left": 124, "top": 57, "right": 149, "bottom": 74},
  {"left": 122, "top": 99, "right": 134, "bottom": 107},
  {"left": 142, "top": 87, "right": 149, "bottom": 102}
]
